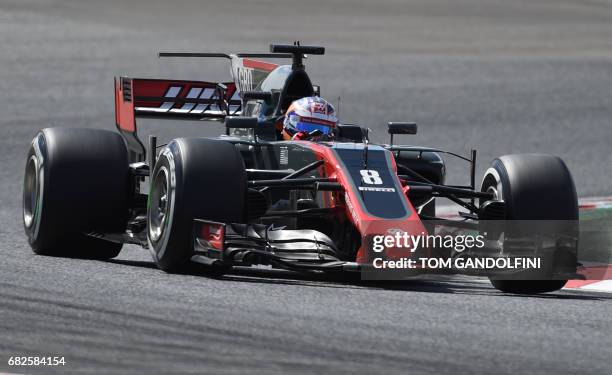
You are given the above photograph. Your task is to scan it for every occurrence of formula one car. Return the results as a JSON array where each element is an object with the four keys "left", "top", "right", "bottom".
[{"left": 23, "top": 44, "right": 579, "bottom": 294}]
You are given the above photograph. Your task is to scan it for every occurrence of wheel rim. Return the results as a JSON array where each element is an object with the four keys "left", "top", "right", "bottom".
[
  {"left": 481, "top": 167, "right": 503, "bottom": 203},
  {"left": 485, "top": 184, "right": 499, "bottom": 200},
  {"left": 23, "top": 155, "right": 39, "bottom": 229},
  {"left": 149, "top": 166, "right": 170, "bottom": 242}
]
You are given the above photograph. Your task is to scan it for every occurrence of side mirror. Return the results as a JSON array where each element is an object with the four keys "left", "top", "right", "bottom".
[
  {"left": 387, "top": 122, "right": 417, "bottom": 145},
  {"left": 337, "top": 124, "right": 368, "bottom": 143}
]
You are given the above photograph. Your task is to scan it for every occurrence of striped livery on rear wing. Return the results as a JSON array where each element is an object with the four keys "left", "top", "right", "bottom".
[
  {"left": 115, "top": 77, "right": 241, "bottom": 162},
  {"left": 116, "top": 77, "right": 241, "bottom": 125}
]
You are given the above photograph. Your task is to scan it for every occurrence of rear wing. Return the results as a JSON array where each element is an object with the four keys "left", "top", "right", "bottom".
[
  {"left": 116, "top": 77, "right": 241, "bottom": 123},
  {"left": 115, "top": 77, "right": 241, "bottom": 162},
  {"left": 114, "top": 54, "right": 285, "bottom": 162}
]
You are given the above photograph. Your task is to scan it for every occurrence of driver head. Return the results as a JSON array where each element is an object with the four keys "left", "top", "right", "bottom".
[{"left": 282, "top": 96, "right": 337, "bottom": 140}]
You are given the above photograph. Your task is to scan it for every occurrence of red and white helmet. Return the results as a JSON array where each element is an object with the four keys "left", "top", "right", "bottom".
[{"left": 283, "top": 96, "right": 337, "bottom": 139}]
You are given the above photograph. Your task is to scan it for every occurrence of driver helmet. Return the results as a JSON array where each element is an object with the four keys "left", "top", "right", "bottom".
[{"left": 282, "top": 96, "right": 337, "bottom": 140}]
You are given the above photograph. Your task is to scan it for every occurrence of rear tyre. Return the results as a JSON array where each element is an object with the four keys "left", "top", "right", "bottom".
[
  {"left": 23, "top": 128, "right": 129, "bottom": 259},
  {"left": 147, "top": 138, "right": 247, "bottom": 273},
  {"left": 481, "top": 154, "right": 578, "bottom": 294}
]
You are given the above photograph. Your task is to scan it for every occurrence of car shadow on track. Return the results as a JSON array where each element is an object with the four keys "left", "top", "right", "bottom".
[
  {"left": 224, "top": 267, "right": 609, "bottom": 300},
  {"left": 108, "top": 258, "right": 608, "bottom": 301},
  {"left": 108, "top": 258, "right": 159, "bottom": 270}
]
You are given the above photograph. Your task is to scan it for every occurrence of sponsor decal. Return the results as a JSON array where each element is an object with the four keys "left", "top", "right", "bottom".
[
  {"left": 312, "top": 101, "right": 327, "bottom": 115},
  {"left": 235, "top": 66, "right": 254, "bottom": 92},
  {"left": 135, "top": 84, "right": 234, "bottom": 115},
  {"left": 358, "top": 186, "right": 396, "bottom": 192},
  {"left": 358, "top": 169, "right": 395, "bottom": 191}
]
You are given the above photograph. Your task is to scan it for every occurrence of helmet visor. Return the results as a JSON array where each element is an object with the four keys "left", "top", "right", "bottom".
[
  {"left": 289, "top": 115, "right": 335, "bottom": 135},
  {"left": 295, "top": 122, "right": 333, "bottom": 135}
]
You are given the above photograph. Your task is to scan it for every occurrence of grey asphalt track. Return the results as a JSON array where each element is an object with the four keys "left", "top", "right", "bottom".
[{"left": 1, "top": 0, "right": 611, "bottom": 374}]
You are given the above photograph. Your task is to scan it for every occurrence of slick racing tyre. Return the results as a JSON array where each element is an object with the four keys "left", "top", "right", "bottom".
[
  {"left": 481, "top": 154, "right": 578, "bottom": 294},
  {"left": 147, "top": 138, "right": 247, "bottom": 273},
  {"left": 23, "top": 128, "right": 129, "bottom": 259}
]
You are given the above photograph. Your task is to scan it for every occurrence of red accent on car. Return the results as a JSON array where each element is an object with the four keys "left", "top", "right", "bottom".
[
  {"left": 115, "top": 77, "right": 135, "bottom": 132},
  {"left": 198, "top": 222, "right": 225, "bottom": 251},
  {"left": 242, "top": 58, "right": 279, "bottom": 72}
]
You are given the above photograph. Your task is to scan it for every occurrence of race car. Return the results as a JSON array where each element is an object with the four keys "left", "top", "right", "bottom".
[{"left": 22, "top": 43, "right": 579, "bottom": 294}]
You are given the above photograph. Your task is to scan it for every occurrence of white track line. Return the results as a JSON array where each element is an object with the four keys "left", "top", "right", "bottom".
[{"left": 570, "top": 280, "right": 612, "bottom": 294}]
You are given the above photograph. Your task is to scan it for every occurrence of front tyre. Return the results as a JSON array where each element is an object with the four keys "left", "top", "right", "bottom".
[
  {"left": 482, "top": 154, "right": 578, "bottom": 294},
  {"left": 147, "top": 138, "right": 247, "bottom": 273}
]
